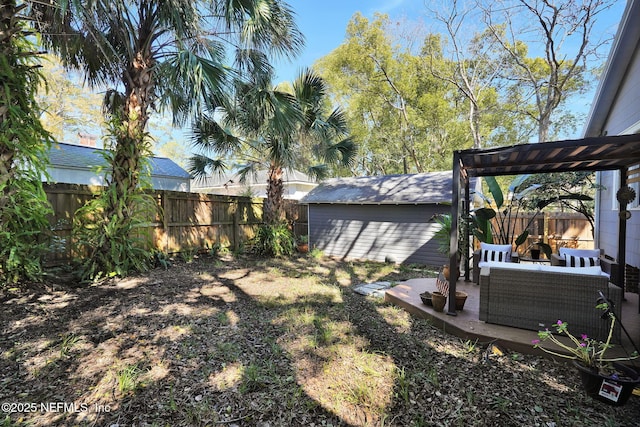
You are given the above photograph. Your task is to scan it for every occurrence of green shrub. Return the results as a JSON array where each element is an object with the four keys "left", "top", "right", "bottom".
[
  {"left": 72, "top": 182, "right": 156, "bottom": 281},
  {"left": 253, "top": 223, "right": 295, "bottom": 257},
  {"left": 0, "top": 179, "right": 51, "bottom": 285},
  {"left": 0, "top": 9, "right": 53, "bottom": 286}
]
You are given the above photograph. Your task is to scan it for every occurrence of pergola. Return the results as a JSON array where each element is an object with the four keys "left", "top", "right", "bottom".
[{"left": 448, "top": 133, "right": 640, "bottom": 315}]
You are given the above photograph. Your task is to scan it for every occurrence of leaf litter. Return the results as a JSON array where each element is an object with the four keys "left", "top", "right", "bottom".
[{"left": 1, "top": 254, "right": 639, "bottom": 426}]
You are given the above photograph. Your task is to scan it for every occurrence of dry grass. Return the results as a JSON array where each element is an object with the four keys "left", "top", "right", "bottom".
[{"left": 1, "top": 254, "right": 639, "bottom": 426}]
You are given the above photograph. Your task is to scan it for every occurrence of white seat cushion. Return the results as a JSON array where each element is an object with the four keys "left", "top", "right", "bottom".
[
  {"left": 480, "top": 262, "right": 541, "bottom": 272},
  {"left": 539, "top": 264, "right": 607, "bottom": 277}
]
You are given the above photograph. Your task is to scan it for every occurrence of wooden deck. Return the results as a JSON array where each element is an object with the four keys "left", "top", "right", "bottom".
[{"left": 385, "top": 277, "right": 640, "bottom": 358}]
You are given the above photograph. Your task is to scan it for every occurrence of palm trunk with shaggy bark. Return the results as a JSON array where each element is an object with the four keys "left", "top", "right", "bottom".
[
  {"left": 264, "top": 163, "right": 286, "bottom": 225},
  {"left": 96, "top": 47, "right": 155, "bottom": 260}
]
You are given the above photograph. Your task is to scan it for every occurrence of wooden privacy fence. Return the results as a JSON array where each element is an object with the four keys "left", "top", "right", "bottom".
[
  {"left": 43, "top": 184, "right": 307, "bottom": 265},
  {"left": 487, "top": 212, "right": 594, "bottom": 255},
  {"left": 42, "top": 183, "right": 586, "bottom": 265}
]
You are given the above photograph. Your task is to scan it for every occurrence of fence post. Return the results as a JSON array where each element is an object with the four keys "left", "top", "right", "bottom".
[
  {"left": 160, "top": 191, "right": 169, "bottom": 253},
  {"left": 543, "top": 212, "right": 549, "bottom": 246},
  {"left": 233, "top": 200, "right": 240, "bottom": 252}
]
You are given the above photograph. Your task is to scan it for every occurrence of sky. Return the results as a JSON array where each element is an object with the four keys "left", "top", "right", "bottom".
[
  {"left": 274, "top": 0, "right": 429, "bottom": 82},
  {"left": 274, "top": 0, "right": 626, "bottom": 83},
  {"left": 154, "top": 0, "right": 627, "bottom": 161}
]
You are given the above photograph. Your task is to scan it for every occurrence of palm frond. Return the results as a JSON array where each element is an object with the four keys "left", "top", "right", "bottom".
[
  {"left": 306, "top": 164, "right": 329, "bottom": 181},
  {"left": 191, "top": 113, "right": 241, "bottom": 154},
  {"left": 160, "top": 48, "right": 232, "bottom": 126},
  {"left": 188, "top": 154, "right": 227, "bottom": 179},
  {"left": 324, "top": 107, "right": 349, "bottom": 135},
  {"left": 293, "top": 68, "right": 325, "bottom": 107},
  {"left": 235, "top": 163, "right": 260, "bottom": 184},
  {"left": 323, "top": 137, "right": 358, "bottom": 167},
  {"left": 232, "top": 0, "right": 304, "bottom": 60},
  {"left": 234, "top": 48, "right": 274, "bottom": 82}
]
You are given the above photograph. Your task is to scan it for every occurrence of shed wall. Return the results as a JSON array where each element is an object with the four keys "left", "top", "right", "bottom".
[{"left": 308, "top": 204, "right": 447, "bottom": 266}]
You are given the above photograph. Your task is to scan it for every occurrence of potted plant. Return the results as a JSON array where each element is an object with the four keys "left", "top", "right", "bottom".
[
  {"left": 431, "top": 291, "right": 447, "bottom": 312},
  {"left": 420, "top": 291, "right": 433, "bottom": 307},
  {"left": 433, "top": 213, "right": 465, "bottom": 280},
  {"left": 525, "top": 239, "right": 552, "bottom": 260},
  {"left": 533, "top": 301, "right": 640, "bottom": 405},
  {"left": 296, "top": 235, "right": 309, "bottom": 253}
]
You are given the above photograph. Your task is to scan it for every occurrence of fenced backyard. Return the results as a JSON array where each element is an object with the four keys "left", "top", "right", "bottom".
[
  {"left": 43, "top": 184, "right": 308, "bottom": 265},
  {"left": 42, "top": 184, "right": 591, "bottom": 265}
]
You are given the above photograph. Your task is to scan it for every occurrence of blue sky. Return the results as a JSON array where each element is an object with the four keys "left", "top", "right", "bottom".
[
  {"left": 274, "top": 0, "right": 626, "bottom": 83},
  {"left": 152, "top": 0, "right": 626, "bottom": 158},
  {"left": 274, "top": 0, "right": 428, "bottom": 81}
]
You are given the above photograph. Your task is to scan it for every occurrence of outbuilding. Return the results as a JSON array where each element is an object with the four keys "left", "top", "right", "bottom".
[{"left": 301, "top": 171, "right": 463, "bottom": 266}]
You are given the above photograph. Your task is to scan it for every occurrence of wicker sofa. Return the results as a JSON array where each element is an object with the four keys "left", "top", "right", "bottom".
[{"left": 479, "top": 263, "right": 622, "bottom": 342}]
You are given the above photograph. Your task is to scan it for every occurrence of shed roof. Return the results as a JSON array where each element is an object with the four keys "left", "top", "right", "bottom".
[
  {"left": 49, "top": 142, "right": 191, "bottom": 179},
  {"left": 302, "top": 171, "right": 462, "bottom": 205}
]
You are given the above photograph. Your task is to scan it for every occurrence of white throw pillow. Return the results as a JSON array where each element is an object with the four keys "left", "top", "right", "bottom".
[
  {"left": 565, "top": 254, "right": 600, "bottom": 268},
  {"left": 559, "top": 248, "right": 600, "bottom": 259},
  {"left": 480, "top": 243, "right": 512, "bottom": 263},
  {"left": 483, "top": 262, "right": 541, "bottom": 272}
]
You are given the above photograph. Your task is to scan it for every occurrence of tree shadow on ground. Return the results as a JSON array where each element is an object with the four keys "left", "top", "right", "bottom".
[
  {"left": 0, "top": 256, "right": 358, "bottom": 426},
  {"left": 2, "top": 255, "right": 639, "bottom": 426}
]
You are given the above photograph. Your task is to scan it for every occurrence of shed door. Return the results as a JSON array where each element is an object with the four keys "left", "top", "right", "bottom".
[{"left": 308, "top": 204, "right": 447, "bottom": 266}]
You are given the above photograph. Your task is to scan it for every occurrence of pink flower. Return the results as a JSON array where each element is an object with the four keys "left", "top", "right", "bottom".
[
  {"left": 557, "top": 320, "right": 563, "bottom": 325},
  {"left": 581, "top": 334, "right": 588, "bottom": 341},
  {"left": 532, "top": 339, "right": 540, "bottom": 345},
  {"left": 580, "top": 343, "right": 586, "bottom": 347}
]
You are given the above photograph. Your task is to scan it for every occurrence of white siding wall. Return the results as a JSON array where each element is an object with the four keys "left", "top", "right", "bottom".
[
  {"left": 47, "top": 167, "right": 190, "bottom": 191},
  {"left": 597, "top": 50, "right": 640, "bottom": 269},
  {"left": 604, "top": 49, "right": 640, "bottom": 133},
  {"left": 47, "top": 167, "right": 106, "bottom": 186},
  {"left": 308, "top": 204, "right": 448, "bottom": 266}
]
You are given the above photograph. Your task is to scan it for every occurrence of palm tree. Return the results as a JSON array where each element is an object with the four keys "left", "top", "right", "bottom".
[
  {"left": 190, "top": 68, "right": 358, "bottom": 226},
  {"left": 30, "top": 0, "right": 303, "bottom": 277}
]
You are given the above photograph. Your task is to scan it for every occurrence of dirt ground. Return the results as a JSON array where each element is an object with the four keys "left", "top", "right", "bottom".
[{"left": 2, "top": 254, "right": 640, "bottom": 426}]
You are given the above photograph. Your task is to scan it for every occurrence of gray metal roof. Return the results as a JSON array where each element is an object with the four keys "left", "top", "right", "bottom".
[
  {"left": 49, "top": 142, "right": 191, "bottom": 179},
  {"left": 301, "top": 171, "right": 461, "bottom": 205},
  {"left": 192, "top": 168, "right": 315, "bottom": 188}
]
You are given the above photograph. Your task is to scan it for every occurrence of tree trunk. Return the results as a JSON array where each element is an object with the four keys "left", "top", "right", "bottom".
[
  {"left": 264, "top": 163, "right": 285, "bottom": 225},
  {"left": 469, "top": 97, "right": 482, "bottom": 149},
  {"left": 99, "top": 48, "right": 154, "bottom": 254}
]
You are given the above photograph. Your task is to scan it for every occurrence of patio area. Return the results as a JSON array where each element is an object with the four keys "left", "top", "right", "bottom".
[{"left": 386, "top": 277, "right": 640, "bottom": 358}]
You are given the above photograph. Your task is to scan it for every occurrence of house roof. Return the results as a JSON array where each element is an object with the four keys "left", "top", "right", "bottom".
[
  {"left": 192, "top": 168, "right": 315, "bottom": 189},
  {"left": 301, "top": 171, "right": 463, "bottom": 205},
  {"left": 49, "top": 142, "right": 191, "bottom": 179}
]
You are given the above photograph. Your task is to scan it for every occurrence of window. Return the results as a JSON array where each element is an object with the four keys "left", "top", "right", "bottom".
[
  {"left": 612, "top": 166, "right": 640, "bottom": 210},
  {"left": 627, "top": 164, "right": 640, "bottom": 210}
]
